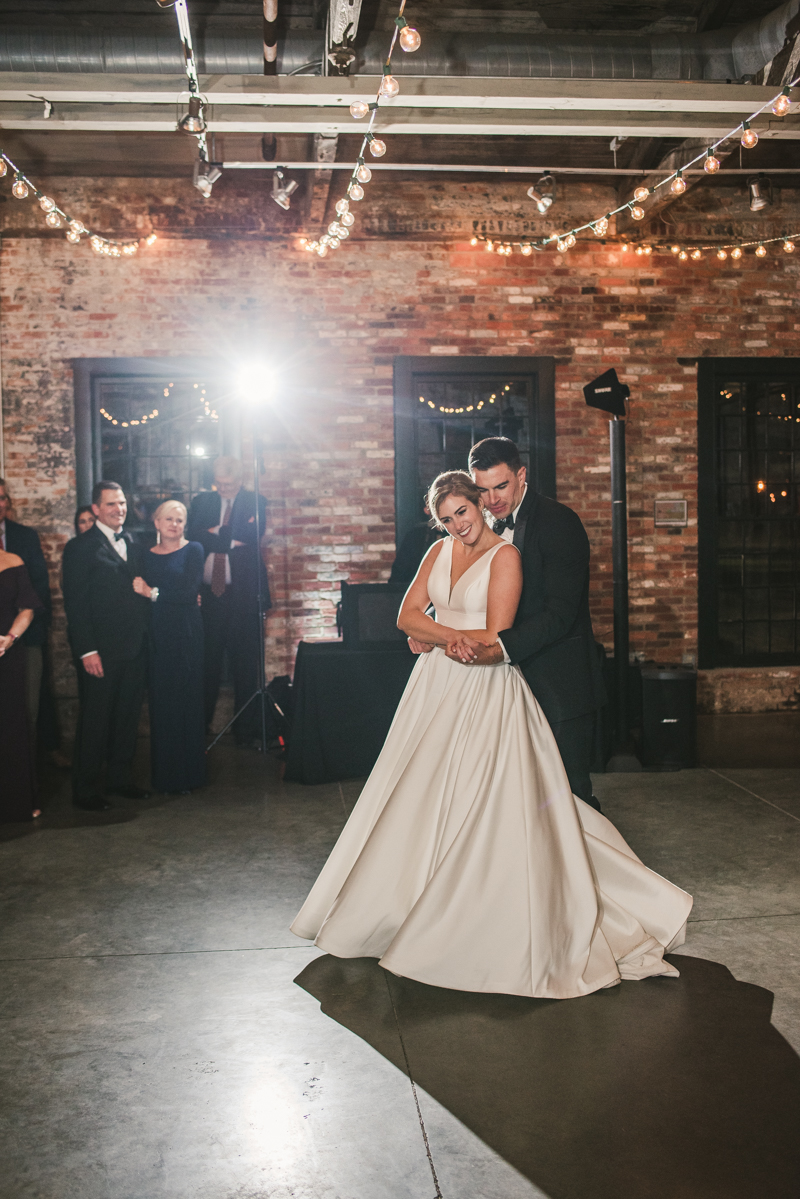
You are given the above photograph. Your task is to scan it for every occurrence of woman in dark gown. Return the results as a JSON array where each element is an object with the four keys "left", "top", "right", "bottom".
[
  {"left": 133, "top": 501, "right": 206, "bottom": 793},
  {"left": 0, "top": 553, "right": 43, "bottom": 821}
]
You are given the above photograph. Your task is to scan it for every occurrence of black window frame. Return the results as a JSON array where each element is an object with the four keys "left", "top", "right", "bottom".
[
  {"left": 393, "top": 355, "right": 556, "bottom": 547},
  {"left": 698, "top": 356, "right": 800, "bottom": 669}
]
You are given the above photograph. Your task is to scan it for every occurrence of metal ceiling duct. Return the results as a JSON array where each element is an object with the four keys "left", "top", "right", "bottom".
[{"left": 0, "top": 0, "right": 797, "bottom": 80}]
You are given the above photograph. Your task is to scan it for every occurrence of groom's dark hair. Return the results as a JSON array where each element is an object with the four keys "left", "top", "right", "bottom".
[{"left": 468, "top": 437, "right": 522, "bottom": 473}]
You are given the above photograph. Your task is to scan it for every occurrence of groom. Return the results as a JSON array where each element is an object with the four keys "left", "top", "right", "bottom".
[{"left": 430, "top": 437, "right": 605, "bottom": 811}]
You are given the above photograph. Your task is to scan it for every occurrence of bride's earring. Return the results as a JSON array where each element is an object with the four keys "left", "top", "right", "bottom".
[{"left": 156, "top": 530, "right": 161, "bottom": 545}]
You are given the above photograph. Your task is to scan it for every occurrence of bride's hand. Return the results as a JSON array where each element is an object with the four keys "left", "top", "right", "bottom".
[{"left": 446, "top": 634, "right": 488, "bottom": 664}]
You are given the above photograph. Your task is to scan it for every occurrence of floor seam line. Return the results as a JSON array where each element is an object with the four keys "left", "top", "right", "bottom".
[
  {"left": 0, "top": 945, "right": 315, "bottom": 963},
  {"left": 705, "top": 768, "right": 800, "bottom": 824},
  {"left": 688, "top": 912, "right": 800, "bottom": 924},
  {"left": 384, "top": 972, "right": 443, "bottom": 1199}
]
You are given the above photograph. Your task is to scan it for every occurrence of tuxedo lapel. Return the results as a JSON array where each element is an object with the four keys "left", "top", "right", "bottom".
[{"left": 512, "top": 488, "right": 537, "bottom": 550}]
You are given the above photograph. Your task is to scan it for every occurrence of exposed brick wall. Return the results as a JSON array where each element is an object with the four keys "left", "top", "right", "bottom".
[{"left": 1, "top": 175, "right": 799, "bottom": 717}]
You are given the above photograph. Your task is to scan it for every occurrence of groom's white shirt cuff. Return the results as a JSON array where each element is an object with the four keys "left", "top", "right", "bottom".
[{"left": 498, "top": 637, "right": 511, "bottom": 664}]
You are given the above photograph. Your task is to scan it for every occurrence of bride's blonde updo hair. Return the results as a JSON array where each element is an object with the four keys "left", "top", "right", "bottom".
[{"left": 427, "top": 470, "right": 483, "bottom": 531}]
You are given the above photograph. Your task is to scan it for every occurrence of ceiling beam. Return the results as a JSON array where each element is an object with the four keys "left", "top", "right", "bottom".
[
  {"left": 3, "top": 103, "right": 799, "bottom": 140},
  {"left": 0, "top": 72, "right": 794, "bottom": 116}
]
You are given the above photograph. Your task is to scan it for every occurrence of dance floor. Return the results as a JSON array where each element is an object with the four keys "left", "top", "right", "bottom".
[{"left": 1, "top": 744, "right": 799, "bottom": 1199}]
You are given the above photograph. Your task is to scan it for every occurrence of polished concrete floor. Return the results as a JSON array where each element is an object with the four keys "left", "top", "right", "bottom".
[{"left": 1, "top": 744, "right": 799, "bottom": 1199}]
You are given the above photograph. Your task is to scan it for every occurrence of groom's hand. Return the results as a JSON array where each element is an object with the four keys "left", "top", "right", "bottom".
[{"left": 468, "top": 642, "right": 504, "bottom": 666}]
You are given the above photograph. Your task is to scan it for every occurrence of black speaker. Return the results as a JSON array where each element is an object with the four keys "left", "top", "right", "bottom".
[
  {"left": 639, "top": 665, "right": 697, "bottom": 770},
  {"left": 340, "top": 582, "right": 409, "bottom": 651}
]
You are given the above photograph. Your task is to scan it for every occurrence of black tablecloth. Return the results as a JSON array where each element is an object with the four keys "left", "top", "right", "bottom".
[{"left": 285, "top": 641, "right": 416, "bottom": 785}]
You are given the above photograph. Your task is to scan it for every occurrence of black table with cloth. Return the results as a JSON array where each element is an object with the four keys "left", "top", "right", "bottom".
[{"left": 285, "top": 641, "right": 415, "bottom": 785}]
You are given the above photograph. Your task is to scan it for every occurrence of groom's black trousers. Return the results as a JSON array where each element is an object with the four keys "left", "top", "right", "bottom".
[{"left": 550, "top": 712, "right": 601, "bottom": 812}]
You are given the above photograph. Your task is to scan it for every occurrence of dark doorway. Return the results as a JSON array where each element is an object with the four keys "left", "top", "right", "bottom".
[
  {"left": 698, "top": 358, "right": 800, "bottom": 669},
  {"left": 393, "top": 357, "right": 555, "bottom": 546}
]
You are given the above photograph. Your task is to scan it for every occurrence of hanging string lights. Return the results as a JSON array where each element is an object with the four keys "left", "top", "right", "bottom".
[
  {"left": 464, "top": 75, "right": 800, "bottom": 261},
  {"left": 0, "top": 151, "right": 157, "bottom": 258},
  {"left": 302, "top": 1, "right": 421, "bottom": 258},
  {"left": 467, "top": 227, "right": 800, "bottom": 262}
]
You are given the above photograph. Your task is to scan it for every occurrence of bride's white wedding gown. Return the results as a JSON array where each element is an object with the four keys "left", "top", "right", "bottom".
[{"left": 291, "top": 538, "right": 692, "bottom": 999}]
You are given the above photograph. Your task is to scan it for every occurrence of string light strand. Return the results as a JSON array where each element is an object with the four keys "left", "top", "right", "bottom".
[
  {"left": 0, "top": 150, "right": 157, "bottom": 258},
  {"left": 302, "top": 1, "right": 421, "bottom": 258}
]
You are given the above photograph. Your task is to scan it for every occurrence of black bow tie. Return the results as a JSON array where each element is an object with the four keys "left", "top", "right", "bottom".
[
  {"left": 492, "top": 514, "right": 515, "bottom": 534},
  {"left": 114, "top": 532, "right": 126, "bottom": 542}
]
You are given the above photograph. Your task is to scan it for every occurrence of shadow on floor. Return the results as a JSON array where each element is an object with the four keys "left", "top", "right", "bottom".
[
  {"left": 697, "top": 712, "right": 800, "bottom": 768},
  {"left": 296, "top": 954, "right": 800, "bottom": 1199}
]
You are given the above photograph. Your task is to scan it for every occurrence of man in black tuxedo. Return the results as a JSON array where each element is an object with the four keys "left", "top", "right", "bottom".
[
  {"left": 0, "top": 478, "right": 52, "bottom": 729},
  {"left": 460, "top": 437, "right": 606, "bottom": 811},
  {"left": 186, "top": 456, "right": 269, "bottom": 745},
  {"left": 62, "top": 481, "right": 151, "bottom": 810}
]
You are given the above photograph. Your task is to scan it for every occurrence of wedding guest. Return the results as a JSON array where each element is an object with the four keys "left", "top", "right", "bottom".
[
  {"left": 62, "top": 481, "right": 151, "bottom": 811},
  {"left": 186, "top": 456, "right": 269, "bottom": 747},
  {"left": 74, "top": 506, "right": 95, "bottom": 536},
  {"left": 133, "top": 501, "right": 206, "bottom": 794},
  {"left": 0, "top": 478, "right": 52, "bottom": 731},
  {"left": 0, "top": 546, "right": 43, "bottom": 822}
]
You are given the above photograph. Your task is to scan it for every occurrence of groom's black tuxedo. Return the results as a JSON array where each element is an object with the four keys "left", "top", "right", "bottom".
[{"left": 499, "top": 489, "right": 606, "bottom": 804}]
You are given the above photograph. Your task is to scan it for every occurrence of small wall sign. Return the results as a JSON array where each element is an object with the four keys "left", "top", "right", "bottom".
[{"left": 654, "top": 499, "right": 688, "bottom": 527}]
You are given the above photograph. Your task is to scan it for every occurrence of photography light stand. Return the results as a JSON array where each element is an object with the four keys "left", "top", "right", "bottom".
[
  {"left": 584, "top": 369, "right": 642, "bottom": 772},
  {"left": 205, "top": 376, "right": 284, "bottom": 757}
]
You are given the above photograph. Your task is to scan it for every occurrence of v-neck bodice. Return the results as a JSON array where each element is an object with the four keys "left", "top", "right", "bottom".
[{"left": 427, "top": 537, "right": 512, "bottom": 630}]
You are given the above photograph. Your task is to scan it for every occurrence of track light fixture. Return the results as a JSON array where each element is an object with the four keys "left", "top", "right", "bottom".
[
  {"left": 272, "top": 167, "right": 299, "bottom": 211},
  {"left": 193, "top": 160, "right": 222, "bottom": 199},
  {"left": 748, "top": 174, "right": 773, "bottom": 212},
  {"left": 526, "top": 173, "right": 556, "bottom": 215},
  {"left": 178, "top": 95, "right": 206, "bottom": 135}
]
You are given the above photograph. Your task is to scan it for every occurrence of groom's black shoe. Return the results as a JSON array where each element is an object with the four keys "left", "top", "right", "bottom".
[{"left": 107, "top": 784, "right": 151, "bottom": 800}]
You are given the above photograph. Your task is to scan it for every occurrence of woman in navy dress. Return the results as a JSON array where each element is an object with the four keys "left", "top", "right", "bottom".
[{"left": 133, "top": 501, "right": 206, "bottom": 793}]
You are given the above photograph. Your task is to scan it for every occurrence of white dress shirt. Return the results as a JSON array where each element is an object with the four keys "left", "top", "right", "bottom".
[
  {"left": 0, "top": 518, "right": 6, "bottom": 551},
  {"left": 496, "top": 484, "right": 527, "bottom": 663},
  {"left": 202, "top": 497, "right": 233, "bottom": 587}
]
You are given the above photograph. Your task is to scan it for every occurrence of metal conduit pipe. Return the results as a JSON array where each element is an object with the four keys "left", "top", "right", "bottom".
[{"left": 0, "top": 0, "right": 797, "bottom": 80}]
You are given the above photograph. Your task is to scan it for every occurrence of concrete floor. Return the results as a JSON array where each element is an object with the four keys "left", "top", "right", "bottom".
[{"left": 1, "top": 746, "right": 799, "bottom": 1199}]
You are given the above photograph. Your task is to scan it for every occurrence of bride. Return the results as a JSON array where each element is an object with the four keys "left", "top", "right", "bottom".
[{"left": 291, "top": 471, "right": 692, "bottom": 999}]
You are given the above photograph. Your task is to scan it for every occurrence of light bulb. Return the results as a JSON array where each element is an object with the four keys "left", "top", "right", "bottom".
[
  {"left": 717, "top": 248, "right": 728, "bottom": 260},
  {"left": 593, "top": 217, "right": 608, "bottom": 236},
  {"left": 671, "top": 245, "right": 681, "bottom": 254},
  {"left": 39, "top": 195, "right": 55, "bottom": 212},
  {"left": 320, "top": 234, "right": 330, "bottom": 245},
  {"left": 621, "top": 244, "right": 629, "bottom": 252},
  {"left": 90, "top": 235, "right": 103, "bottom": 252},
  {"left": 379, "top": 75, "right": 399, "bottom": 99},
  {"left": 348, "top": 183, "right": 364, "bottom": 201},
  {"left": 66, "top": 230, "right": 81, "bottom": 244},
  {"left": 317, "top": 245, "right": 328, "bottom": 258},
  {"left": 635, "top": 245, "right": 644, "bottom": 256},
  {"left": 678, "top": 250, "right": 688, "bottom": 261},
  {"left": 349, "top": 100, "right": 369, "bottom": 119},
  {"left": 731, "top": 246, "right": 743, "bottom": 260},
  {"left": 631, "top": 205, "right": 645, "bottom": 220},
  {"left": 565, "top": 233, "right": 576, "bottom": 247},
  {"left": 329, "top": 236, "right": 341, "bottom": 249},
  {"left": 485, "top": 240, "right": 494, "bottom": 251},
  {"left": 341, "top": 210, "right": 355, "bottom": 227},
  {"left": 671, "top": 173, "right": 687, "bottom": 195},
  {"left": 556, "top": 239, "right": 568, "bottom": 253},
  {"left": 12, "top": 176, "right": 28, "bottom": 199},
  {"left": 704, "top": 152, "right": 720, "bottom": 173},
  {"left": 633, "top": 186, "right": 649, "bottom": 202},
  {"left": 369, "top": 138, "right": 386, "bottom": 158},
  {"left": 741, "top": 122, "right": 758, "bottom": 149},
  {"left": 109, "top": 245, "right": 121, "bottom": 257},
  {"left": 399, "top": 25, "right": 421, "bottom": 52},
  {"left": 643, "top": 244, "right": 652, "bottom": 255},
  {"left": 772, "top": 88, "right": 791, "bottom": 117},
  {"left": 123, "top": 244, "right": 137, "bottom": 255},
  {"left": 784, "top": 239, "right": 796, "bottom": 253},
  {"left": 335, "top": 198, "right": 349, "bottom": 215},
  {"left": 521, "top": 243, "right": 532, "bottom": 256},
  {"left": 755, "top": 244, "right": 767, "bottom": 257},
  {"left": 337, "top": 226, "right": 349, "bottom": 239},
  {"left": 69, "top": 219, "right": 86, "bottom": 235},
  {"left": 470, "top": 236, "right": 478, "bottom": 246},
  {"left": 0, "top": 160, "right": 6, "bottom": 177},
  {"left": 328, "top": 221, "right": 340, "bottom": 236},
  {"left": 45, "top": 211, "right": 61, "bottom": 228},
  {"left": 356, "top": 163, "right": 372, "bottom": 183},
  {"left": 691, "top": 248, "right": 702, "bottom": 259}
]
